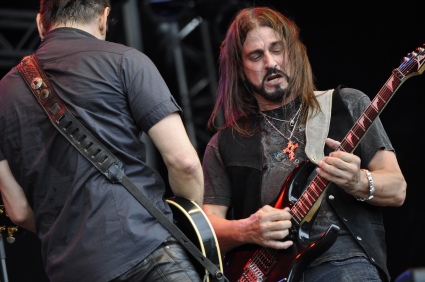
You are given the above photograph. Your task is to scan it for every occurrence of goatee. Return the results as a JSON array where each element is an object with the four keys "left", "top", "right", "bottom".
[{"left": 245, "top": 68, "right": 292, "bottom": 102}]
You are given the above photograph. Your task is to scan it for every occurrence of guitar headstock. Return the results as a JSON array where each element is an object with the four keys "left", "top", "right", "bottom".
[{"left": 398, "top": 43, "right": 425, "bottom": 79}]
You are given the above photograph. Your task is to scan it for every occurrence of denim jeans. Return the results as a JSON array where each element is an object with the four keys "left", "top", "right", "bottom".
[
  {"left": 110, "top": 236, "right": 202, "bottom": 282},
  {"left": 301, "top": 257, "right": 382, "bottom": 282}
]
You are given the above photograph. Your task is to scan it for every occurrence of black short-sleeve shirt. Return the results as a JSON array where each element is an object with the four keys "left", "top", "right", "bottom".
[{"left": 0, "top": 28, "right": 182, "bottom": 282}]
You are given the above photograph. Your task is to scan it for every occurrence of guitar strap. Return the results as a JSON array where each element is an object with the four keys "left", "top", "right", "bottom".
[{"left": 17, "top": 54, "right": 225, "bottom": 282}]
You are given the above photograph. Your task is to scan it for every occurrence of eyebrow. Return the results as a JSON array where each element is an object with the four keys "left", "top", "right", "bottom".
[
  {"left": 270, "top": 41, "right": 284, "bottom": 48},
  {"left": 246, "top": 40, "right": 284, "bottom": 56}
]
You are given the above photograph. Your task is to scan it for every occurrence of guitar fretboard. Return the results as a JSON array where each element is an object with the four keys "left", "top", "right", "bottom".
[
  {"left": 291, "top": 45, "right": 425, "bottom": 226},
  {"left": 340, "top": 74, "right": 401, "bottom": 153}
]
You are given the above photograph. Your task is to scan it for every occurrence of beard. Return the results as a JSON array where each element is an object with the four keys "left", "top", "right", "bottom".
[{"left": 245, "top": 67, "right": 292, "bottom": 102}]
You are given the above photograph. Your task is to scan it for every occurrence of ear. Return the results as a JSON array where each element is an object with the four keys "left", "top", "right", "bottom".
[
  {"left": 36, "top": 13, "right": 46, "bottom": 40},
  {"left": 99, "top": 7, "right": 110, "bottom": 39}
]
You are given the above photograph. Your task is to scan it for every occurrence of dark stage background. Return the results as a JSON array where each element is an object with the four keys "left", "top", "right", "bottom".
[{"left": 0, "top": 1, "right": 424, "bottom": 281}]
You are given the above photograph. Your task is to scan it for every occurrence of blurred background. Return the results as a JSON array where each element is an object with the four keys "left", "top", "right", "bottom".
[{"left": 1, "top": 0, "right": 424, "bottom": 281}]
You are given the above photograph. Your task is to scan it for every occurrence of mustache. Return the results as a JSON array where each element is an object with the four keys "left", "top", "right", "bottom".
[
  {"left": 266, "top": 66, "right": 284, "bottom": 76},
  {"left": 263, "top": 66, "right": 290, "bottom": 83}
]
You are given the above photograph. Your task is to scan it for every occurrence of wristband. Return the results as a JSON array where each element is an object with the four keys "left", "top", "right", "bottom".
[{"left": 355, "top": 169, "right": 375, "bottom": 202}]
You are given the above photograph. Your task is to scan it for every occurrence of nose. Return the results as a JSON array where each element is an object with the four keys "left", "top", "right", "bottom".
[{"left": 264, "top": 51, "right": 277, "bottom": 70}]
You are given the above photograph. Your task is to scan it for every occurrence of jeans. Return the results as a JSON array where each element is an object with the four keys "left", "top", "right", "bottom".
[
  {"left": 110, "top": 236, "right": 202, "bottom": 282},
  {"left": 301, "top": 257, "right": 382, "bottom": 282}
]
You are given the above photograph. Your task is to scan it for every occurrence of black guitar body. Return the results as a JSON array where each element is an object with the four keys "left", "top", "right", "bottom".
[{"left": 166, "top": 197, "right": 223, "bottom": 282}]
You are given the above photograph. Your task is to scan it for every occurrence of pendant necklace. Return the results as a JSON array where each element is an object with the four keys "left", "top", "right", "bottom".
[{"left": 260, "top": 105, "right": 302, "bottom": 161}]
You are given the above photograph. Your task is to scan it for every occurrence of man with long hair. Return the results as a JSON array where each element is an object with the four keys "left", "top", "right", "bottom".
[{"left": 202, "top": 6, "right": 406, "bottom": 281}]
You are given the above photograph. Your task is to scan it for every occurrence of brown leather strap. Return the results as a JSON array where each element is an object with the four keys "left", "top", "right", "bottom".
[{"left": 17, "top": 54, "right": 123, "bottom": 181}]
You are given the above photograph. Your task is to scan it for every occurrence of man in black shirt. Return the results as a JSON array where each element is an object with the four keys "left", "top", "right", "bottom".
[{"left": 0, "top": 1, "right": 204, "bottom": 281}]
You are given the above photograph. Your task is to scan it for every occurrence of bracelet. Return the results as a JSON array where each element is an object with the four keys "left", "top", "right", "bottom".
[{"left": 355, "top": 169, "right": 375, "bottom": 202}]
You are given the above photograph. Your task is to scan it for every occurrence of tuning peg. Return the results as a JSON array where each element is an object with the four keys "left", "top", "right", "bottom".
[{"left": 7, "top": 226, "right": 18, "bottom": 244}]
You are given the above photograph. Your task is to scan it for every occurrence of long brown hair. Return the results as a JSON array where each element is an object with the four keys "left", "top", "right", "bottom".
[
  {"left": 39, "top": 0, "right": 111, "bottom": 32},
  {"left": 208, "top": 7, "right": 320, "bottom": 136}
]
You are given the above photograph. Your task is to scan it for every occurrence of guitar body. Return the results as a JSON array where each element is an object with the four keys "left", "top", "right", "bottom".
[
  {"left": 223, "top": 226, "right": 339, "bottom": 282},
  {"left": 223, "top": 161, "right": 340, "bottom": 282},
  {"left": 166, "top": 197, "right": 223, "bottom": 282},
  {"left": 223, "top": 243, "right": 300, "bottom": 282}
]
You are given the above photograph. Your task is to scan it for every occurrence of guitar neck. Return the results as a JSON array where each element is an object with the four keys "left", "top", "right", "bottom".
[
  {"left": 291, "top": 44, "right": 425, "bottom": 226},
  {"left": 339, "top": 72, "right": 402, "bottom": 153},
  {"left": 290, "top": 77, "right": 399, "bottom": 226}
]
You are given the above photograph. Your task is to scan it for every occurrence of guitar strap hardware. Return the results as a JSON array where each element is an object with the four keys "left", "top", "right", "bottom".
[{"left": 17, "top": 54, "right": 225, "bottom": 282}]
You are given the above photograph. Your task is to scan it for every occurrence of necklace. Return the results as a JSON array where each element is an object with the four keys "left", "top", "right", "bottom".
[
  {"left": 261, "top": 105, "right": 302, "bottom": 161},
  {"left": 260, "top": 105, "right": 302, "bottom": 127}
]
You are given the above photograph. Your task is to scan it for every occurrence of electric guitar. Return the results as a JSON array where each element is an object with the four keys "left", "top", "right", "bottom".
[
  {"left": 223, "top": 44, "right": 425, "bottom": 281},
  {"left": 166, "top": 197, "right": 223, "bottom": 282}
]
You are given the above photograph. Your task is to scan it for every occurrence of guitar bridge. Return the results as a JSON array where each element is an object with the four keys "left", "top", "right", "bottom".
[{"left": 240, "top": 249, "right": 278, "bottom": 281}]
